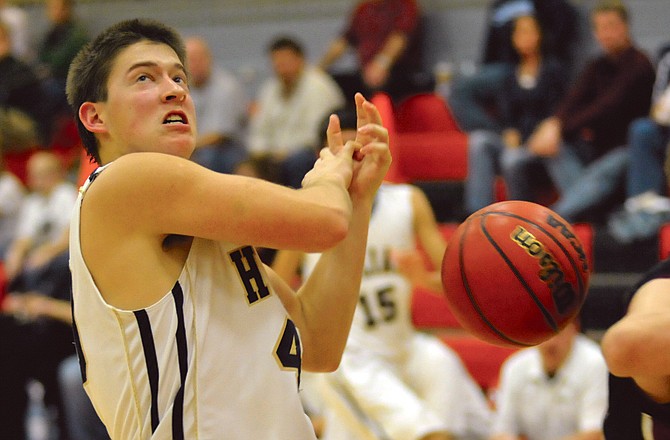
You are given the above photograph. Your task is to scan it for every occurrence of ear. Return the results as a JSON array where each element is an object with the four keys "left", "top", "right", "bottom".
[{"left": 79, "top": 102, "right": 107, "bottom": 134}]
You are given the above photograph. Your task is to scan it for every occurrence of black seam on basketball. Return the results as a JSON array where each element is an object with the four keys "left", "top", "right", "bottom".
[
  {"left": 480, "top": 214, "right": 559, "bottom": 332},
  {"left": 458, "top": 218, "right": 532, "bottom": 346},
  {"left": 482, "top": 211, "right": 587, "bottom": 305}
]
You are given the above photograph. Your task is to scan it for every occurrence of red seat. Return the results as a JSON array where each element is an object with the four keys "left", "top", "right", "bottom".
[
  {"left": 411, "top": 223, "right": 460, "bottom": 329},
  {"left": 393, "top": 93, "right": 469, "bottom": 182},
  {"left": 659, "top": 223, "right": 670, "bottom": 260},
  {"left": 440, "top": 333, "right": 517, "bottom": 392},
  {"left": 370, "top": 92, "right": 406, "bottom": 183},
  {"left": 395, "top": 92, "right": 462, "bottom": 133}
]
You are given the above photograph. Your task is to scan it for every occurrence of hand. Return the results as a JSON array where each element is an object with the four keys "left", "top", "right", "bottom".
[
  {"left": 340, "top": 93, "right": 391, "bottom": 202},
  {"left": 528, "top": 118, "right": 562, "bottom": 157},
  {"left": 391, "top": 249, "right": 433, "bottom": 288},
  {"left": 301, "top": 123, "right": 356, "bottom": 191},
  {"left": 363, "top": 60, "right": 390, "bottom": 89},
  {"left": 25, "top": 245, "right": 57, "bottom": 271},
  {"left": 502, "top": 128, "right": 522, "bottom": 149},
  {"left": 2, "top": 292, "right": 50, "bottom": 322}
]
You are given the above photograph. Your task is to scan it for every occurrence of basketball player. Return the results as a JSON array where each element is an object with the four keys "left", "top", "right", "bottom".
[
  {"left": 601, "top": 260, "right": 670, "bottom": 438},
  {"left": 273, "top": 167, "right": 492, "bottom": 438},
  {"left": 65, "top": 18, "right": 390, "bottom": 439}
]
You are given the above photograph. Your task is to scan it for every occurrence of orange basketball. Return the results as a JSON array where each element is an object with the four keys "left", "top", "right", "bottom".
[{"left": 441, "top": 201, "right": 589, "bottom": 347}]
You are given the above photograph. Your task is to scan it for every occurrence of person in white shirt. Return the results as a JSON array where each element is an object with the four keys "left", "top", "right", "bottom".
[
  {"left": 185, "top": 36, "right": 249, "bottom": 174},
  {"left": 0, "top": 0, "right": 31, "bottom": 60},
  {"left": 4, "top": 151, "right": 76, "bottom": 292},
  {"left": 0, "top": 159, "right": 24, "bottom": 256},
  {"left": 490, "top": 321, "right": 607, "bottom": 440},
  {"left": 248, "top": 36, "right": 345, "bottom": 188}
]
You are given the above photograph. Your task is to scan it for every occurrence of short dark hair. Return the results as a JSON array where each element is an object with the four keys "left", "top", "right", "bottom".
[
  {"left": 592, "top": 0, "right": 629, "bottom": 23},
  {"left": 66, "top": 19, "right": 186, "bottom": 164},
  {"left": 267, "top": 36, "right": 304, "bottom": 57}
]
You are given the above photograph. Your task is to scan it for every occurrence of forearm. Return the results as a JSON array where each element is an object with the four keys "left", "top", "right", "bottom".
[
  {"left": 297, "top": 197, "right": 374, "bottom": 371},
  {"left": 560, "top": 431, "right": 603, "bottom": 440},
  {"left": 319, "top": 37, "right": 348, "bottom": 70},
  {"left": 373, "top": 32, "right": 408, "bottom": 69}
]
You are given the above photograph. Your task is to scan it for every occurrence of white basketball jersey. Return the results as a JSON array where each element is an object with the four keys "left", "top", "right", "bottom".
[
  {"left": 69, "top": 167, "right": 315, "bottom": 440},
  {"left": 304, "top": 184, "right": 416, "bottom": 361}
]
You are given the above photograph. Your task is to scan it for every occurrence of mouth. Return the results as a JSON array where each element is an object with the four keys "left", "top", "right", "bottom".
[{"left": 163, "top": 111, "right": 189, "bottom": 125}]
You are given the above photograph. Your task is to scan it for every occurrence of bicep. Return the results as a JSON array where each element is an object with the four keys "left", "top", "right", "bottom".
[{"left": 89, "top": 153, "right": 345, "bottom": 252}]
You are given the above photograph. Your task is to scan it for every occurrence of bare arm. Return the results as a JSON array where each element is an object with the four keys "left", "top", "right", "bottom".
[
  {"left": 601, "top": 278, "right": 670, "bottom": 402},
  {"left": 393, "top": 186, "right": 446, "bottom": 292},
  {"left": 268, "top": 94, "right": 391, "bottom": 371},
  {"left": 489, "top": 435, "right": 520, "bottom": 440},
  {"left": 84, "top": 144, "right": 354, "bottom": 253},
  {"left": 271, "top": 249, "right": 305, "bottom": 287},
  {"left": 3, "top": 294, "right": 72, "bottom": 325},
  {"left": 363, "top": 32, "right": 408, "bottom": 88},
  {"left": 318, "top": 37, "right": 349, "bottom": 71},
  {"left": 559, "top": 432, "right": 603, "bottom": 440}
]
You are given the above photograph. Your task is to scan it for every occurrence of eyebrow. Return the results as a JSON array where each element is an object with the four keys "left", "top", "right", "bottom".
[{"left": 127, "top": 61, "right": 186, "bottom": 74}]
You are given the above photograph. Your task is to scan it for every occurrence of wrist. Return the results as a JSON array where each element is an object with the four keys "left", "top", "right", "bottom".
[{"left": 374, "top": 54, "right": 392, "bottom": 70}]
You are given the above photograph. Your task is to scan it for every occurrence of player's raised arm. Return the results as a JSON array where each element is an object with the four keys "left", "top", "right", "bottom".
[{"left": 269, "top": 93, "right": 391, "bottom": 371}]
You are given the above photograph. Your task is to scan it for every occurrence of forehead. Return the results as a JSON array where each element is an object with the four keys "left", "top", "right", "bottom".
[
  {"left": 109, "top": 40, "right": 184, "bottom": 79},
  {"left": 592, "top": 9, "right": 625, "bottom": 26}
]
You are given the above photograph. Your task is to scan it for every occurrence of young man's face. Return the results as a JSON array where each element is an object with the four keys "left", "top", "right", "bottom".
[
  {"left": 95, "top": 41, "right": 197, "bottom": 159},
  {"left": 271, "top": 48, "right": 304, "bottom": 87},
  {"left": 592, "top": 10, "right": 630, "bottom": 56}
]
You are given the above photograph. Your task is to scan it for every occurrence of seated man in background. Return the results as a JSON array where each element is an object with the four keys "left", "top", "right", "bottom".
[
  {"left": 490, "top": 321, "right": 608, "bottom": 440},
  {"left": 0, "top": 151, "right": 78, "bottom": 439},
  {"left": 248, "top": 36, "right": 344, "bottom": 188},
  {"left": 185, "top": 36, "right": 249, "bottom": 174},
  {"left": 607, "top": 41, "right": 670, "bottom": 243}
]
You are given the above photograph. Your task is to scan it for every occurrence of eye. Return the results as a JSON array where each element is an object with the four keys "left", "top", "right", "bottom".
[
  {"left": 137, "top": 74, "right": 150, "bottom": 82},
  {"left": 174, "top": 74, "right": 188, "bottom": 86}
]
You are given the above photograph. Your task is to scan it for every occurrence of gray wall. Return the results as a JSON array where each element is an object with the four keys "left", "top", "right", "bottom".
[{"left": 19, "top": 0, "right": 670, "bottom": 97}]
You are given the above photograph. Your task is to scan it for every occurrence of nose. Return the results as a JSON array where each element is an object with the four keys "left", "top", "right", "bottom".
[{"left": 162, "top": 78, "right": 187, "bottom": 103}]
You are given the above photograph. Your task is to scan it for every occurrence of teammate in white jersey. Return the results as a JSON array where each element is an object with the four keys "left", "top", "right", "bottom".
[
  {"left": 65, "top": 19, "right": 390, "bottom": 439},
  {"left": 274, "top": 171, "right": 492, "bottom": 438}
]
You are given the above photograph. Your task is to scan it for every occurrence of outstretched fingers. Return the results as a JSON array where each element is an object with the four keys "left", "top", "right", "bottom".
[{"left": 326, "top": 113, "right": 344, "bottom": 154}]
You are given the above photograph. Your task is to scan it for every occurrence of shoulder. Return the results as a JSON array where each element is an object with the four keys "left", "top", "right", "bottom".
[
  {"left": 573, "top": 335, "right": 607, "bottom": 366},
  {"left": 502, "top": 347, "right": 538, "bottom": 374}
]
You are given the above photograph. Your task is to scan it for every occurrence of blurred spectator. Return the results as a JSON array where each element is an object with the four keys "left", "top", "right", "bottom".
[
  {"left": 465, "top": 14, "right": 567, "bottom": 214},
  {"left": 4, "top": 151, "right": 76, "bottom": 295},
  {"left": 58, "top": 355, "right": 110, "bottom": 440},
  {"left": 0, "top": 150, "right": 24, "bottom": 256},
  {"left": 0, "top": 22, "right": 56, "bottom": 145},
  {"left": 482, "top": 0, "right": 578, "bottom": 66},
  {"left": 449, "top": 0, "right": 578, "bottom": 132},
  {"left": 185, "top": 36, "right": 249, "bottom": 174},
  {"left": 607, "top": 42, "right": 670, "bottom": 243},
  {"left": 0, "top": 0, "right": 31, "bottom": 60},
  {"left": 0, "top": 151, "right": 77, "bottom": 440},
  {"left": 248, "top": 36, "right": 344, "bottom": 188},
  {"left": 318, "top": 0, "right": 429, "bottom": 103},
  {"left": 504, "top": 0, "right": 655, "bottom": 223},
  {"left": 36, "top": 0, "right": 88, "bottom": 115},
  {"left": 490, "top": 322, "right": 608, "bottom": 440}
]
